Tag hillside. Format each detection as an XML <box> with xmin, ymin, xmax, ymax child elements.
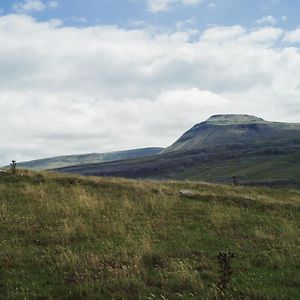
<box><xmin>0</xmin><ymin>171</ymin><xmax>299</xmax><ymax>299</ymax></box>
<box><xmin>164</xmin><ymin>114</ymin><xmax>300</xmax><ymax>152</ymax></box>
<box><xmin>56</xmin><ymin>140</ymin><xmax>300</xmax><ymax>186</ymax></box>
<box><xmin>56</xmin><ymin>115</ymin><xmax>300</xmax><ymax>186</ymax></box>
<box><xmin>16</xmin><ymin>147</ymin><xmax>164</xmax><ymax>170</ymax></box>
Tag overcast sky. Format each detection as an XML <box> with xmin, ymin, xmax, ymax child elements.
<box><xmin>1</xmin><ymin>0</ymin><xmax>300</xmax><ymax>164</ymax></box>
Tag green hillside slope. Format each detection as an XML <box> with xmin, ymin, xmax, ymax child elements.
<box><xmin>164</xmin><ymin>114</ymin><xmax>300</xmax><ymax>153</ymax></box>
<box><xmin>56</xmin><ymin>140</ymin><xmax>300</xmax><ymax>186</ymax></box>
<box><xmin>0</xmin><ymin>172</ymin><xmax>299</xmax><ymax>299</ymax></box>
<box><xmin>16</xmin><ymin>147</ymin><xmax>164</xmax><ymax>170</ymax></box>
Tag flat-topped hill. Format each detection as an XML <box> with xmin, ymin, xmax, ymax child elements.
<box><xmin>56</xmin><ymin>115</ymin><xmax>300</xmax><ymax>185</ymax></box>
<box><xmin>204</xmin><ymin>114</ymin><xmax>267</xmax><ymax>125</ymax></box>
<box><xmin>164</xmin><ymin>114</ymin><xmax>300</xmax><ymax>152</ymax></box>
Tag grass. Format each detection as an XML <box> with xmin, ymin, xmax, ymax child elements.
<box><xmin>0</xmin><ymin>171</ymin><xmax>299</xmax><ymax>299</ymax></box>
<box><xmin>174</xmin><ymin>151</ymin><xmax>300</xmax><ymax>184</ymax></box>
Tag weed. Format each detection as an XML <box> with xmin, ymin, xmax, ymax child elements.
<box><xmin>217</xmin><ymin>251</ymin><xmax>236</xmax><ymax>295</ymax></box>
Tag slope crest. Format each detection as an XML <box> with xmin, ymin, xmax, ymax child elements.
<box><xmin>164</xmin><ymin>114</ymin><xmax>300</xmax><ymax>152</ymax></box>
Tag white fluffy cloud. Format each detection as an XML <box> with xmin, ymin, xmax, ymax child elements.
<box><xmin>12</xmin><ymin>0</ymin><xmax>58</xmax><ymax>14</ymax></box>
<box><xmin>256</xmin><ymin>15</ymin><xmax>277</xmax><ymax>26</ymax></box>
<box><xmin>147</xmin><ymin>0</ymin><xmax>203</xmax><ymax>12</ymax></box>
<box><xmin>284</xmin><ymin>28</ymin><xmax>300</xmax><ymax>43</ymax></box>
<box><xmin>1</xmin><ymin>15</ymin><xmax>300</xmax><ymax>164</ymax></box>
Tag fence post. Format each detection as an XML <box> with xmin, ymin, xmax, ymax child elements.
<box><xmin>232</xmin><ymin>176</ymin><xmax>239</xmax><ymax>185</ymax></box>
<box><xmin>10</xmin><ymin>160</ymin><xmax>17</xmax><ymax>175</ymax></box>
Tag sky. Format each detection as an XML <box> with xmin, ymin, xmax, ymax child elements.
<box><xmin>1</xmin><ymin>0</ymin><xmax>300</xmax><ymax>164</ymax></box>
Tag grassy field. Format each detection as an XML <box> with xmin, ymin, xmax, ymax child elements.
<box><xmin>174</xmin><ymin>151</ymin><xmax>300</xmax><ymax>184</ymax></box>
<box><xmin>0</xmin><ymin>171</ymin><xmax>299</xmax><ymax>299</ymax></box>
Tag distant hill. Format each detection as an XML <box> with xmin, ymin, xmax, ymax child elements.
<box><xmin>56</xmin><ymin>140</ymin><xmax>300</xmax><ymax>186</ymax></box>
<box><xmin>56</xmin><ymin>115</ymin><xmax>300</xmax><ymax>186</ymax></box>
<box><xmin>17</xmin><ymin>147</ymin><xmax>164</xmax><ymax>170</ymax></box>
<box><xmin>164</xmin><ymin>114</ymin><xmax>300</xmax><ymax>152</ymax></box>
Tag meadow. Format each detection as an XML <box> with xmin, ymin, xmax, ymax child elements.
<box><xmin>0</xmin><ymin>171</ymin><xmax>299</xmax><ymax>299</ymax></box>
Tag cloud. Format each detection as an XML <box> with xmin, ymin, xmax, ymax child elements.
<box><xmin>256</xmin><ymin>15</ymin><xmax>277</xmax><ymax>26</ymax></box>
<box><xmin>284</xmin><ymin>28</ymin><xmax>300</xmax><ymax>43</ymax></box>
<box><xmin>48</xmin><ymin>1</ymin><xmax>59</xmax><ymax>9</ymax></box>
<box><xmin>12</xmin><ymin>0</ymin><xmax>58</xmax><ymax>14</ymax></box>
<box><xmin>71</xmin><ymin>16</ymin><xmax>87</xmax><ymax>24</ymax></box>
<box><xmin>175</xmin><ymin>17</ymin><xmax>196</xmax><ymax>29</ymax></box>
<box><xmin>0</xmin><ymin>15</ymin><xmax>300</xmax><ymax>164</ymax></box>
<box><xmin>147</xmin><ymin>0</ymin><xmax>203</xmax><ymax>12</ymax></box>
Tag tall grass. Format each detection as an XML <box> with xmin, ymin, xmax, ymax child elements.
<box><xmin>0</xmin><ymin>171</ymin><xmax>299</xmax><ymax>299</ymax></box>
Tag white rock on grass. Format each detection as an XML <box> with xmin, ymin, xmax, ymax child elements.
<box><xmin>179</xmin><ymin>189</ymin><xmax>195</xmax><ymax>196</ymax></box>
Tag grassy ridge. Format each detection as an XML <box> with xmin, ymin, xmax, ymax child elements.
<box><xmin>16</xmin><ymin>147</ymin><xmax>164</xmax><ymax>170</ymax></box>
<box><xmin>0</xmin><ymin>172</ymin><xmax>299</xmax><ymax>299</ymax></box>
<box><xmin>56</xmin><ymin>141</ymin><xmax>300</xmax><ymax>186</ymax></box>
